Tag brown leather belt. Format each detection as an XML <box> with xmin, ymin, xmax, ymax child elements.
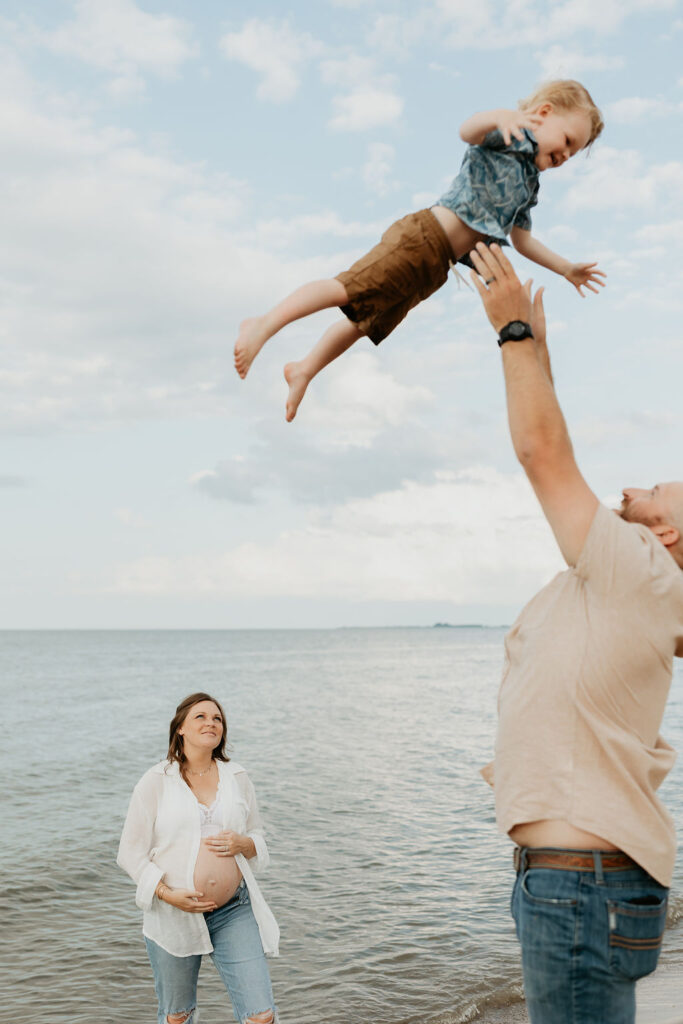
<box><xmin>514</xmin><ymin>846</ymin><xmax>637</xmax><ymax>873</ymax></box>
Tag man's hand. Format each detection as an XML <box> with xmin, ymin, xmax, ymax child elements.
<box><xmin>564</xmin><ymin>261</ymin><xmax>606</xmax><ymax>297</ymax></box>
<box><xmin>469</xmin><ymin>243</ymin><xmax>533</xmax><ymax>333</ymax></box>
<box><xmin>530</xmin><ymin>286</ymin><xmax>546</xmax><ymax>347</ymax></box>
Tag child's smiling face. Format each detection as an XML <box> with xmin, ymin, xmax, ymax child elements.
<box><xmin>531</xmin><ymin>105</ymin><xmax>593</xmax><ymax>172</ymax></box>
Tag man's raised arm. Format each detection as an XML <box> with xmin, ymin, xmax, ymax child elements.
<box><xmin>469</xmin><ymin>242</ymin><xmax>598</xmax><ymax>566</ymax></box>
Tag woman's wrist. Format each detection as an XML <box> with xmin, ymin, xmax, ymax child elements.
<box><xmin>155</xmin><ymin>881</ymin><xmax>171</xmax><ymax>902</ymax></box>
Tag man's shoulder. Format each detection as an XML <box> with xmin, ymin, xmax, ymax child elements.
<box><xmin>580</xmin><ymin>503</ymin><xmax>683</xmax><ymax>596</ymax></box>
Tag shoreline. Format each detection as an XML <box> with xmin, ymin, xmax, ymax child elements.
<box><xmin>476</xmin><ymin>964</ymin><xmax>683</xmax><ymax>1023</ymax></box>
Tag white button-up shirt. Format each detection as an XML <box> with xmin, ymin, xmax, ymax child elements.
<box><xmin>117</xmin><ymin>759</ymin><xmax>279</xmax><ymax>957</ymax></box>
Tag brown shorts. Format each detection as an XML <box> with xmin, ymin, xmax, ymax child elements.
<box><xmin>336</xmin><ymin>208</ymin><xmax>453</xmax><ymax>344</ymax></box>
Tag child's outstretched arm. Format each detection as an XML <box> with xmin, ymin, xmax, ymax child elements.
<box><xmin>510</xmin><ymin>227</ymin><xmax>606</xmax><ymax>297</ymax></box>
<box><xmin>460</xmin><ymin>108</ymin><xmax>542</xmax><ymax>146</ymax></box>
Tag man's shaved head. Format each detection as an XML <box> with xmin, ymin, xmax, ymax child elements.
<box><xmin>618</xmin><ymin>481</ymin><xmax>683</xmax><ymax>568</ymax></box>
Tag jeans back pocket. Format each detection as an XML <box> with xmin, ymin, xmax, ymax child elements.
<box><xmin>607</xmin><ymin>893</ymin><xmax>667</xmax><ymax>980</ymax></box>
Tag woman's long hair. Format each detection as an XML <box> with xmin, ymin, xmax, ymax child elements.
<box><xmin>167</xmin><ymin>692</ymin><xmax>230</xmax><ymax>779</ymax></box>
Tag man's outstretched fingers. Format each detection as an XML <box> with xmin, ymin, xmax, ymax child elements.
<box><xmin>470</xmin><ymin>269</ymin><xmax>487</xmax><ymax>297</ymax></box>
<box><xmin>487</xmin><ymin>243</ymin><xmax>515</xmax><ymax>278</ymax></box>
<box><xmin>469</xmin><ymin>246</ymin><xmax>492</xmax><ymax>278</ymax></box>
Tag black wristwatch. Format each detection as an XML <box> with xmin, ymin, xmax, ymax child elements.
<box><xmin>498</xmin><ymin>320</ymin><xmax>534</xmax><ymax>346</ymax></box>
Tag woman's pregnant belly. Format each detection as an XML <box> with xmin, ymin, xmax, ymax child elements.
<box><xmin>193</xmin><ymin>842</ymin><xmax>242</xmax><ymax>908</ymax></box>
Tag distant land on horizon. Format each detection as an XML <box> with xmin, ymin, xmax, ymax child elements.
<box><xmin>433</xmin><ymin>622</ymin><xmax>484</xmax><ymax>628</ymax></box>
<box><xmin>0</xmin><ymin>623</ymin><xmax>512</xmax><ymax>632</ymax></box>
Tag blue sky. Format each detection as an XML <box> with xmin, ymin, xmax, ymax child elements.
<box><xmin>1</xmin><ymin>0</ymin><xmax>681</xmax><ymax>628</ymax></box>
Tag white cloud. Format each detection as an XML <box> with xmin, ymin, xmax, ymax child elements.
<box><xmin>253</xmin><ymin>211</ymin><xmax>385</xmax><ymax>250</ymax></box>
<box><xmin>321</xmin><ymin>55</ymin><xmax>404</xmax><ymax>132</ymax></box>
<box><xmin>536</xmin><ymin>45</ymin><xmax>624</xmax><ymax>78</ymax></box>
<box><xmin>45</xmin><ymin>0</ymin><xmax>197</xmax><ymax>91</ymax></box>
<box><xmin>0</xmin><ymin>67</ymin><xmax>304</xmax><ymax>432</ymax></box>
<box><xmin>368</xmin><ymin>13</ymin><xmax>427</xmax><ymax>55</ymax></box>
<box><xmin>107</xmin><ymin>70</ymin><xmax>146</xmax><ymax>99</ymax></box>
<box><xmin>362</xmin><ymin>143</ymin><xmax>398</xmax><ymax>196</ymax></box>
<box><xmin>563</xmin><ymin>147</ymin><xmax>683</xmax><ymax>211</ymax></box>
<box><xmin>544</xmin><ymin>224</ymin><xmax>580</xmax><ymax>245</ymax></box>
<box><xmin>329</xmin><ymin>87</ymin><xmax>404</xmax><ymax>131</ymax></box>
<box><xmin>434</xmin><ymin>0</ymin><xmax>496</xmax><ymax>43</ymax></box>
<box><xmin>320</xmin><ymin>55</ymin><xmax>378</xmax><ymax>90</ymax></box>
<box><xmin>110</xmin><ymin>467</ymin><xmax>563</xmax><ymax>603</ymax></box>
<box><xmin>0</xmin><ymin>60</ymin><xmax>420</xmax><ymax>435</ymax></box>
<box><xmin>114</xmin><ymin>507</ymin><xmax>149</xmax><ymax>528</ymax></box>
<box><xmin>427</xmin><ymin>62</ymin><xmax>462</xmax><ymax>78</ymax></box>
<box><xmin>435</xmin><ymin>0</ymin><xmax>679</xmax><ymax>49</ymax></box>
<box><xmin>606</xmin><ymin>96</ymin><xmax>683</xmax><ymax>122</ymax></box>
<box><xmin>635</xmin><ymin>220</ymin><xmax>683</xmax><ymax>245</ymax></box>
<box><xmin>574</xmin><ymin>411</ymin><xmax>677</xmax><ymax>447</ymax></box>
<box><xmin>220</xmin><ymin>19</ymin><xmax>322</xmax><ymax>102</ymax></box>
<box><xmin>300</xmin><ymin>350</ymin><xmax>434</xmax><ymax>448</ymax></box>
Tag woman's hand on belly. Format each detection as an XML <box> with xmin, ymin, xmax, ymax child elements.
<box><xmin>159</xmin><ymin>886</ymin><xmax>218</xmax><ymax>914</ymax></box>
<box><xmin>204</xmin><ymin>830</ymin><xmax>255</xmax><ymax>858</ymax></box>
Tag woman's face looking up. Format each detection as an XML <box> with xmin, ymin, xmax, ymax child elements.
<box><xmin>178</xmin><ymin>700</ymin><xmax>224</xmax><ymax>752</ymax></box>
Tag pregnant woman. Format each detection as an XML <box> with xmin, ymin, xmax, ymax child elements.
<box><xmin>118</xmin><ymin>692</ymin><xmax>279</xmax><ymax>1024</ymax></box>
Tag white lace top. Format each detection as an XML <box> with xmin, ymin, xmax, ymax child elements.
<box><xmin>197</xmin><ymin>790</ymin><xmax>222</xmax><ymax>837</ymax></box>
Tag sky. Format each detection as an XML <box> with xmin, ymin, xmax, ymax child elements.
<box><xmin>1</xmin><ymin>0</ymin><xmax>682</xmax><ymax>629</ymax></box>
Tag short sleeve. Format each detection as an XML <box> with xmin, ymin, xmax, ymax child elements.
<box><xmin>576</xmin><ymin>503</ymin><xmax>682</xmax><ymax>608</ymax></box>
<box><xmin>512</xmin><ymin>178</ymin><xmax>539</xmax><ymax>230</ymax></box>
<box><xmin>480</xmin><ymin>129</ymin><xmax>507</xmax><ymax>151</ymax></box>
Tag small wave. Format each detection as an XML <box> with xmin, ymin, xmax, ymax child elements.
<box><xmin>667</xmin><ymin>890</ymin><xmax>683</xmax><ymax>927</ymax></box>
<box><xmin>422</xmin><ymin>980</ymin><xmax>525</xmax><ymax>1024</ymax></box>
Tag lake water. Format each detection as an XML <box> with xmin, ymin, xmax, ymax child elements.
<box><xmin>2</xmin><ymin>628</ymin><xmax>682</xmax><ymax>1024</ymax></box>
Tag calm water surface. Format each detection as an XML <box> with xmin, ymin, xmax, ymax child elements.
<box><xmin>2</xmin><ymin>628</ymin><xmax>682</xmax><ymax>1024</ymax></box>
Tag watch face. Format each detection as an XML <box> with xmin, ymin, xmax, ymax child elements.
<box><xmin>510</xmin><ymin>321</ymin><xmax>526</xmax><ymax>337</ymax></box>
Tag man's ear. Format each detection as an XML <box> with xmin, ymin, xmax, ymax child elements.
<box><xmin>651</xmin><ymin>522</ymin><xmax>680</xmax><ymax>549</ymax></box>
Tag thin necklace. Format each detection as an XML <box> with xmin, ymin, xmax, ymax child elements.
<box><xmin>187</xmin><ymin>761</ymin><xmax>214</xmax><ymax>777</ymax></box>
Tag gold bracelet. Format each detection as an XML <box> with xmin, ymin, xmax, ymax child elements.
<box><xmin>156</xmin><ymin>883</ymin><xmax>169</xmax><ymax>902</ymax></box>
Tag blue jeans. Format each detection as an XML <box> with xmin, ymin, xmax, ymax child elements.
<box><xmin>145</xmin><ymin>882</ymin><xmax>276</xmax><ymax>1024</ymax></box>
<box><xmin>511</xmin><ymin>849</ymin><xmax>668</xmax><ymax>1024</ymax></box>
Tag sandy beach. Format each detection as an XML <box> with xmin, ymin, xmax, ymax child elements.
<box><xmin>478</xmin><ymin>964</ymin><xmax>682</xmax><ymax>1023</ymax></box>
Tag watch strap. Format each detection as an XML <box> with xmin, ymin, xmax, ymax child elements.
<box><xmin>498</xmin><ymin>320</ymin><xmax>534</xmax><ymax>346</ymax></box>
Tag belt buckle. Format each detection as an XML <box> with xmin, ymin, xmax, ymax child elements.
<box><xmin>513</xmin><ymin>846</ymin><xmax>522</xmax><ymax>872</ymax></box>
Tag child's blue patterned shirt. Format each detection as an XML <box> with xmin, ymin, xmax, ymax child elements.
<box><xmin>436</xmin><ymin>128</ymin><xmax>540</xmax><ymax>245</ymax></box>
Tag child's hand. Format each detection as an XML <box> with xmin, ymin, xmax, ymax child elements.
<box><xmin>496</xmin><ymin>109</ymin><xmax>543</xmax><ymax>146</ymax></box>
<box><xmin>564</xmin><ymin>262</ymin><xmax>607</xmax><ymax>297</ymax></box>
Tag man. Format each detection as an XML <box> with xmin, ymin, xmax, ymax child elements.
<box><xmin>469</xmin><ymin>242</ymin><xmax>683</xmax><ymax>1024</ymax></box>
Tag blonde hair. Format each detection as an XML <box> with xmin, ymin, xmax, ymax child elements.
<box><xmin>519</xmin><ymin>80</ymin><xmax>604</xmax><ymax>148</ymax></box>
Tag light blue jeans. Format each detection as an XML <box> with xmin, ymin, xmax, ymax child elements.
<box><xmin>512</xmin><ymin>848</ymin><xmax>668</xmax><ymax>1024</ymax></box>
<box><xmin>145</xmin><ymin>882</ymin><xmax>276</xmax><ymax>1024</ymax></box>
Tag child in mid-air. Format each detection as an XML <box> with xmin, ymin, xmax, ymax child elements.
<box><xmin>235</xmin><ymin>80</ymin><xmax>605</xmax><ymax>421</ymax></box>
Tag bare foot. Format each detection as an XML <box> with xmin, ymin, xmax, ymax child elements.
<box><xmin>234</xmin><ymin>317</ymin><xmax>268</xmax><ymax>379</ymax></box>
<box><xmin>284</xmin><ymin>362</ymin><xmax>310</xmax><ymax>422</ymax></box>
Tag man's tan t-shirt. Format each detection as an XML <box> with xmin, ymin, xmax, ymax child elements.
<box><xmin>485</xmin><ymin>503</ymin><xmax>683</xmax><ymax>886</ymax></box>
